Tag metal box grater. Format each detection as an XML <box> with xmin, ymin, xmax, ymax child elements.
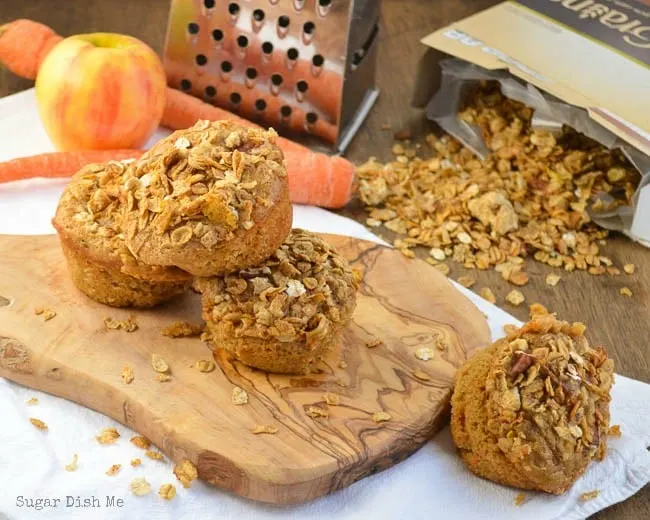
<box><xmin>163</xmin><ymin>0</ymin><xmax>380</xmax><ymax>153</ymax></box>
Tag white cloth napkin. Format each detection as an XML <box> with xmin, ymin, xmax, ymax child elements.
<box><xmin>0</xmin><ymin>90</ymin><xmax>648</xmax><ymax>520</ymax></box>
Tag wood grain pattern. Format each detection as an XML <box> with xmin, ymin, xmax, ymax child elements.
<box><xmin>1</xmin><ymin>0</ymin><xmax>647</xmax><ymax>515</ymax></box>
<box><xmin>0</xmin><ymin>233</ymin><xmax>490</xmax><ymax>504</ymax></box>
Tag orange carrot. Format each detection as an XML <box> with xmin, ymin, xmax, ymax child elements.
<box><xmin>0</xmin><ymin>19</ymin><xmax>63</xmax><ymax>79</ymax></box>
<box><xmin>0</xmin><ymin>150</ymin><xmax>144</xmax><ymax>183</ymax></box>
<box><xmin>0</xmin><ymin>19</ymin><xmax>356</xmax><ymax>208</ymax></box>
<box><xmin>163</xmin><ymin>89</ymin><xmax>355</xmax><ymax>208</ymax></box>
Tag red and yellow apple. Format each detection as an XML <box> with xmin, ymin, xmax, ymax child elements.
<box><xmin>35</xmin><ymin>33</ymin><xmax>166</xmax><ymax>150</ymax></box>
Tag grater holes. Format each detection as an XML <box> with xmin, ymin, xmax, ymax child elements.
<box><xmin>280</xmin><ymin>105</ymin><xmax>293</xmax><ymax>117</ymax></box>
<box><xmin>246</xmin><ymin>67</ymin><xmax>258</xmax><ymax>79</ymax></box>
<box><xmin>195</xmin><ymin>54</ymin><xmax>208</xmax><ymax>66</ymax></box>
<box><xmin>287</xmin><ymin>48</ymin><xmax>299</xmax><ymax>60</ymax></box>
<box><xmin>278</xmin><ymin>15</ymin><xmax>290</xmax><ymax>28</ymax></box>
<box><xmin>180</xmin><ymin>79</ymin><xmax>192</xmax><ymax>91</ymax></box>
<box><xmin>237</xmin><ymin>35</ymin><xmax>249</xmax><ymax>48</ymax></box>
<box><xmin>221</xmin><ymin>61</ymin><xmax>233</xmax><ymax>72</ymax></box>
<box><xmin>262</xmin><ymin>41</ymin><xmax>274</xmax><ymax>54</ymax></box>
<box><xmin>187</xmin><ymin>22</ymin><xmax>200</xmax><ymax>35</ymax></box>
<box><xmin>255</xmin><ymin>99</ymin><xmax>267</xmax><ymax>111</ymax></box>
<box><xmin>317</xmin><ymin>0</ymin><xmax>332</xmax><ymax>16</ymax></box>
<box><xmin>230</xmin><ymin>92</ymin><xmax>242</xmax><ymax>105</ymax></box>
<box><xmin>304</xmin><ymin>21</ymin><xmax>315</xmax><ymax>34</ymax></box>
<box><xmin>270</xmin><ymin>73</ymin><xmax>283</xmax><ymax>94</ymax></box>
<box><xmin>297</xmin><ymin>80</ymin><xmax>309</xmax><ymax>93</ymax></box>
<box><xmin>306</xmin><ymin>112</ymin><xmax>318</xmax><ymax>124</ymax></box>
<box><xmin>212</xmin><ymin>29</ymin><xmax>224</xmax><ymax>41</ymax></box>
<box><xmin>205</xmin><ymin>85</ymin><xmax>216</xmax><ymax>97</ymax></box>
<box><xmin>204</xmin><ymin>0</ymin><xmax>215</xmax><ymax>7</ymax></box>
<box><xmin>312</xmin><ymin>54</ymin><xmax>324</xmax><ymax>67</ymax></box>
<box><xmin>252</xmin><ymin>9</ymin><xmax>265</xmax><ymax>21</ymax></box>
<box><xmin>228</xmin><ymin>2</ymin><xmax>240</xmax><ymax>15</ymax></box>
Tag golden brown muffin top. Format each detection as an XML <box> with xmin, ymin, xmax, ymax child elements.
<box><xmin>53</xmin><ymin>161</ymin><xmax>189</xmax><ymax>282</ymax></box>
<box><xmin>54</xmin><ymin>160</ymin><xmax>132</xmax><ymax>261</ymax></box>
<box><xmin>198</xmin><ymin>229</ymin><xmax>359</xmax><ymax>344</ymax></box>
<box><xmin>487</xmin><ymin>315</ymin><xmax>614</xmax><ymax>472</ymax></box>
<box><xmin>122</xmin><ymin>120</ymin><xmax>286</xmax><ymax>254</ymax></box>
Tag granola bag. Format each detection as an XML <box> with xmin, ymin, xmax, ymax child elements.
<box><xmin>426</xmin><ymin>57</ymin><xmax>650</xmax><ymax>247</ymax></box>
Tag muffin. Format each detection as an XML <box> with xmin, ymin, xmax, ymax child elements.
<box><xmin>196</xmin><ymin>229</ymin><xmax>359</xmax><ymax>374</ymax></box>
<box><xmin>53</xmin><ymin>161</ymin><xmax>191</xmax><ymax>308</ymax></box>
<box><xmin>121</xmin><ymin>120</ymin><xmax>292</xmax><ymax>277</ymax></box>
<box><xmin>450</xmin><ymin>314</ymin><xmax>614</xmax><ymax>494</ymax></box>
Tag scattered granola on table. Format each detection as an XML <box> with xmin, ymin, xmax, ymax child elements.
<box><xmin>231</xmin><ymin>386</ymin><xmax>249</xmax><ymax>405</ymax></box>
<box><xmin>195</xmin><ymin>359</ymin><xmax>215</xmax><ymax>372</ymax></box>
<box><xmin>580</xmin><ymin>490</ymin><xmax>600</xmax><ymax>501</ymax></box>
<box><xmin>130</xmin><ymin>477</ymin><xmax>152</xmax><ymax>496</ymax></box>
<box><xmin>451</xmin><ymin>314</ymin><xmax>614</xmax><ymax>494</ymax></box>
<box><xmin>131</xmin><ymin>458</ymin><xmax>142</xmax><ymax>467</ymax></box>
<box><xmin>620</xmin><ymin>287</ymin><xmax>633</xmax><ymax>297</ymax></box>
<box><xmin>366</xmin><ymin>338</ymin><xmax>383</xmax><ymax>348</ymax></box>
<box><xmin>372</xmin><ymin>411</ymin><xmax>392</xmax><ymax>423</ymax></box>
<box><xmin>323</xmin><ymin>392</ymin><xmax>340</xmax><ymax>406</ymax></box>
<box><xmin>608</xmin><ymin>424</ymin><xmax>622</xmax><ymax>437</ymax></box>
<box><xmin>64</xmin><ymin>454</ymin><xmax>78</xmax><ymax>472</ymax></box>
<box><xmin>162</xmin><ymin>320</ymin><xmax>203</xmax><ymax>338</ymax></box>
<box><xmin>151</xmin><ymin>354</ymin><xmax>170</xmax><ymax>373</ymax></box>
<box><xmin>30</xmin><ymin>418</ymin><xmax>48</xmax><ymax>431</ymax></box>
<box><xmin>357</xmin><ymin>83</ymin><xmax>638</xmax><ymax>292</ymax></box>
<box><xmin>34</xmin><ymin>307</ymin><xmax>56</xmax><ymax>321</ymax></box>
<box><xmin>145</xmin><ymin>450</ymin><xmax>165</xmax><ymax>461</ymax></box>
<box><xmin>26</xmin><ymin>397</ymin><xmax>38</xmax><ymax>406</ymax></box>
<box><xmin>251</xmin><ymin>425</ymin><xmax>279</xmax><ymax>435</ymax></box>
<box><xmin>158</xmin><ymin>483</ymin><xmax>177</xmax><ymax>501</ymax></box>
<box><xmin>157</xmin><ymin>373</ymin><xmax>172</xmax><ymax>382</ymax></box>
<box><xmin>306</xmin><ymin>406</ymin><xmax>329</xmax><ymax>419</ymax></box>
<box><xmin>479</xmin><ymin>287</ymin><xmax>496</xmax><ymax>304</ymax></box>
<box><xmin>505</xmin><ymin>289</ymin><xmax>525</xmax><ymax>307</ymax></box>
<box><xmin>415</xmin><ymin>347</ymin><xmax>434</xmax><ymax>361</ymax></box>
<box><xmin>96</xmin><ymin>427</ymin><xmax>120</xmax><ymax>444</ymax></box>
<box><xmin>121</xmin><ymin>365</ymin><xmax>134</xmax><ymax>384</ymax></box>
<box><xmin>514</xmin><ymin>493</ymin><xmax>526</xmax><ymax>506</ymax></box>
<box><xmin>104</xmin><ymin>316</ymin><xmax>138</xmax><ymax>332</ymax></box>
<box><xmin>106</xmin><ymin>464</ymin><xmax>121</xmax><ymax>476</ymax></box>
<box><xmin>545</xmin><ymin>274</ymin><xmax>561</xmax><ymax>287</ymax></box>
<box><xmin>174</xmin><ymin>459</ymin><xmax>198</xmax><ymax>488</ymax></box>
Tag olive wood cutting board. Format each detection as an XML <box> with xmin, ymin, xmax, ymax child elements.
<box><xmin>0</xmin><ymin>233</ymin><xmax>490</xmax><ymax>504</ymax></box>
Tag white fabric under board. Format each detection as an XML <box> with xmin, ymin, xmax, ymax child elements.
<box><xmin>0</xmin><ymin>89</ymin><xmax>648</xmax><ymax>520</ymax></box>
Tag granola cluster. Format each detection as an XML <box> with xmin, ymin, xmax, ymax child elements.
<box><xmin>122</xmin><ymin>120</ymin><xmax>286</xmax><ymax>255</ymax></box>
<box><xmin>199</xmin><ymin>229</ymin><xmax>358</xmax><ymax>345</ymax></box>
<box><xmin>358</xmin><ymin>82</ymin><xmax>639</xmax><ymax>280</ymax></box>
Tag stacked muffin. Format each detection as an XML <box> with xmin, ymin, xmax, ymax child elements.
<box><xmin>53</xmin><ymin>120</ymin><xmax>358</xmax><ymax>374</ymax></box>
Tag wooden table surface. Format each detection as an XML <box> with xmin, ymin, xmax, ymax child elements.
<box><xmin>0</xmin><ymin>0</ymin><xmax>647</xmax><ymax>517</ymax></box>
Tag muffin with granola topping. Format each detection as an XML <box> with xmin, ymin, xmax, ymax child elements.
<box><xmin>195</xmin><ymin>229</ymin><xmax>359</xmax><ymax>374</ymax></box>
<box><xmin>53</xmin><ymin>161</ymin><xmax>191</xmax><ymax>307</ymax></box>
<box><xmin>121</xmin><ymin>120</ymin><xmax>292</xmax><ymax>277</ymax></box>
<box><xmin>450</xmin><ymin>315</ymin><xmax>614</xmax><ymax>494</ymax></box>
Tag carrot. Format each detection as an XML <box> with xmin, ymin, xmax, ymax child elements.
<box><xmin>0</xmin><ymin>19</ymin><xmax>356</xmax><ymax>208</ymax></box>
<box><xmin>0</xmin><ymin>150</ymin><xmax>144</xmax><ymax>183</ymax></box>
<box><xmin>0</xmin><ymin>19</ymin><xmax>63</xmax><ymax>79</ymax></box>
<box><xmin>163</xmin><ymin>88</ymin><xmax>354</xmax><ymax>208</ymax></box>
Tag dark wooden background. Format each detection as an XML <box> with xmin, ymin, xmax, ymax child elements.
<box><xmin>0</xmin><ymin>0</ymin><xmax>647</xmax><ymax>517</ymax></box>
